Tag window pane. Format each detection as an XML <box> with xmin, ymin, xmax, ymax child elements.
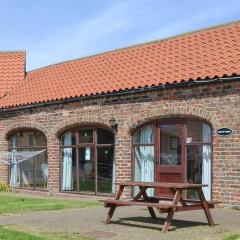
<box><xmin>79</xmin><ymin>129</ymin><xmax>93</xmax><ymax>143</ymax></box>
<box><xmin>9</xmin><ymin>130</ymin><xmax>47</xmax><ymax>147</ymax></box>
<box><xmin>187</xmin><ymin>145</ymin><xmax>211</xmax><ymax>200</ymax></box>
<box><xmin>186</xmin><ymin>121</ymin><xmax>211</xmax><ymax>143</ymax></box>
<box><xmin>35</xmin><ymin>150</ymin><xmax>48</xmax><ymax>189</ymax></box>
<box><xmin>97</xmin><ymin>147</ymin><xmax>114</xmax><ymax>194</ymax></box>
<box><xmin>79</xmin><ymin>148</ymin><xmax>94</xmax><ymax>193</ymax></box>
<box><xmin>61</xmin><ymin>131</ymin><xmax>75</xmax><ymax>146</ymax></box>
<box><xmin>9</xmin><ymin>134</ymin><xmax>17</xmax><ymax>148</ymax></box>
<box><xmin>133</xmin><ymin>125</ymin><xmax>154</xmax><ymax>144</ymax></box>
<box><xmin>16</xmin><ymin>132</ymin><xmax>34</xmax><ymax>147</ymax></box>
<box><xmin>35</xmin><ymin>131</ymin><xmax>47</xmax><ymax>146</ymax></box>
<box><xmin>97</xmin><ymin>129</ymin><xmax>114</xmax><ymax>144</ymax></box>
<box><xmin>159</xmin><ymin>125</ymin><xmax>181</xmax><ymax>165</ymax></box>
<box><xmin>20</xmin><ymin>151</ymin><xmax>34</xmax><ymax>189</ymax></box>
<box><xmin>61</xmin><ymin>147</ymin><xmax>77</xmax><ymax>191</ymax></box>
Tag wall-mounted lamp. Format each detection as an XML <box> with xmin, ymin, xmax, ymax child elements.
<box><xmin>109</xmin><ymin>117</ymin><xmax>118</xmax><ymax>134</ymax></box>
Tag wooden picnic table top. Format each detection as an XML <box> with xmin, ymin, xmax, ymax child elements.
<box><xmin>115</xmin><ymin>181</ymin><xmax>208</xmax><ymax>189</ymax></box>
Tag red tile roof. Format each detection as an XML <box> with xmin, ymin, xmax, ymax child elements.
<box><xmin>1</xmin><ymin>21</ymin><xmax>240</xmax><ymax>109</ymax></box>
<box><xmin>0</xmin><ymin>51</ymin><xmax>25</xmax><ymax>98</ymax></box>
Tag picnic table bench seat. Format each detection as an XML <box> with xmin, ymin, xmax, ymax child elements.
<box><xmin>149</xmin><ymin>196</ymin><xmax>221</xmax><ymax>208</ymax></box>
<box><xmin>101</xmin><ymin>198</ymin><xmax>219</xmax><ymax>213</ymax></box>
<box><xmin>100</xmin><ymin>199</ymin><xmax>176</xmax><ymax>209</ymax></box>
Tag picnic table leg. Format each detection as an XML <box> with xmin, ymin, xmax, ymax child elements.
<box><xmin>139</xmin><ymin>186</ymin><xmax>157</xmax><ymax>220</ymax></box>
<box><xmin>105</xmin><ymin>185</ymin><xmax>124</xmax><ymax>224</ymax></box>
<box><xmin>170</xmin><ymin>188</ymin><xmax>187</xmax><ymax>207</ymax></box>
<box><xmin>133</xmin><ymin>186</ymin><xmax>148</xmax><ymax>201</ymax></box>
<box><xmin>197</xmin><ymin>188</ymin><xmax>214</xmax><ymax>226</ymax></box>
<box><xmin>162</xmin><ymin>189</ymin><xmax>182</xmax><ymax>233</ymax></box>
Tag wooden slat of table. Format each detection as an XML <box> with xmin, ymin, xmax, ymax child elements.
<box><xmin>101</xmin><ymin>199</ymin><xmax>175</xmax><ymax>208</ymax></box>
<box><xmin>115</xmin><ymin>181</ymin><xmax>208</xmax><ymax>189</ymax></box>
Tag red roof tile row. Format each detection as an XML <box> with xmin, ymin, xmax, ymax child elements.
<box><xmin>0</xmin><ymin>22</ymin><xmax>240</xmax><ymax>109</ymax></box>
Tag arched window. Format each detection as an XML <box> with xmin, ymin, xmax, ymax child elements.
<box><xmin>133</xmin><ymin>120</ymin><xmax>212</xmax><ymax>200</ymax></box>
<box><xmin>60</xmin><ymin>127</ymin><xmax>115</xmax><ymax>195</ymax></box>
<box><xmin>8</xmin><ymin>130</ymin><xmax>48</xmax><ymax>190</ymax></box>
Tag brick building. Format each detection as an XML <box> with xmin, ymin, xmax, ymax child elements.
<box><xmin>0</xmin><ymin>22</ymin><xmax>239</xmax><ymax>207</ymax></box>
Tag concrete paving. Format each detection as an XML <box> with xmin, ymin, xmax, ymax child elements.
<box><xmin>0</xmin><ymin>206</ymin><xmax>239</xmax><ymax>240</ymax></box>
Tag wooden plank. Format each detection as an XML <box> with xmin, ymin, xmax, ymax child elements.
<box><xmin>197</xmin><ymin>188</ymin><xmax>214</xmax><ymax>226</ymax></box>
<box><xmin>158</xmin><ymin>203</ymin><xmax>215</xmax><ymax>213</ymax></box>
<box><xmin>115</xmin><ymin>181</ymin><xmax>208</xmax><ymax>189</ymax></box>
<box><xmin>101</xmin><ymin>199</ymin><xmax>175</xmax><ymax>209</ymax></box>
<box><xmin>176</xmin><ymin>204</ymin><xmax>205</xmax><ymax>212</ymax></box>
<box><xmin>133</xmin><ymin>186</ymin><xmax>148</xmax><ymax>201</ymax></box>
<box><xmin>162</xmin><ymin>189</ymin><xmax>182</xmax><ymax>233</ymax></box>
<box><xmin>139</xmin><ymin>186</ymin><xmax>157</xmax><ymax>220</ymax></box>
<box><xmin>149</xmin><ymin>196</ymin><xmax>221</xmax><ymax>205</ymax></box>
<box><xmin>105</xmin><ymin>185</ymin><xmax>124</xmax><ymax>224</ymax></box>
<box><xmin>170</xmin><ymin>188</ymin><xmax>187</xmax><ymax>207</ymax></box>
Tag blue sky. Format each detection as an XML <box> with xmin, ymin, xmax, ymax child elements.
<box><xmin>1</xmin><ymin>0</ymin><xmax>240</xmax><ymax>70</ymax></box>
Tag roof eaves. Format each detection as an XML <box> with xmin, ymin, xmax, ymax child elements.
<box><xmin>1</xmin><ymin>75</ymin><xmax>239</xmax><ymax>112</ymax></box>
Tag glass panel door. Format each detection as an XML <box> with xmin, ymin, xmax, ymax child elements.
<box><xmin>186</xmin><ymin>121</ymin><xmax>212</xmax><ymax>200</ymax></box>
<box><xmin>156</xmin><ymin>123</ymin><xmax>185</xmax><ymax>196</ymax></box>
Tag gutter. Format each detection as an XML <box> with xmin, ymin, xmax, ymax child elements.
<box><xmin>0</xmin><ymin>75</ymin><xmax>239</xmax><ymax>113</ymax></box>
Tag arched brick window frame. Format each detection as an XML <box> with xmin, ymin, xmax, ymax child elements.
<box><xmin>58</xmin><ymin>124</ymin><xmax>115</xmax><ymax>196</ymax></box>
<box><xmin>131</xmin><ymin>117</ymin><xmax>213</xmax><ymax>200</ymax></box>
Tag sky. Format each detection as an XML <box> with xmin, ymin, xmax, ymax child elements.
<box><xmin>1</xmin><ymin>0</ymin><xmax>240</xmax><ymax>71</ymax></box>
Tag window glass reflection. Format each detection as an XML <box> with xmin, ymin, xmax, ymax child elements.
<box><xmin>186</xmin><ymin>121</ymin><xmax>211</xmax><ymax>143</ymax></box>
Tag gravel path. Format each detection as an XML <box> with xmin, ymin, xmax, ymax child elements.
<box><xmin>0</xmin><ymin>206</ymin><xmax>239</xmax><ymax>240</ymax></box>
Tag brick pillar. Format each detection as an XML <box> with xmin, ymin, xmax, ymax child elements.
<box><xmin>114</xmin><ymin>124</ymin><xmax>132</xmax><ymax>198</ymax></box>
<box><xmin>47</xmin><ymin>136</ymin><xmax>60</xmax><ymax>195</ymax></box>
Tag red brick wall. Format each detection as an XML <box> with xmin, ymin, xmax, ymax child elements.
<box><xmin>0</xmin><ymin>80</ymin><xmax>239</xmax><ymax>207</ymax></box>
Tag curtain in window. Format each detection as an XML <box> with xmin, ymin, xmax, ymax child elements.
<box><xmin>202</xmin><ymin>124</ymin><xmax>211</xmax><ymax>201</ymax></box>
<box><xmin>111</xmin><ymin>154</ymin><xmax>115</xmax><ymax>194</ymax></box>
<box><xmin>62</xmin><ymin>132</ymin><xmax>73</xmax><ymax>190</ymax></box>
<box><xmin>135</xmin><ymin>125</ymin><xmax>154</xmax><ymax>196</ymax></box>
<box><xmin>10</xmin><ymin>136</ymin><xmax>20</xmax><ymax>187</ymax></box>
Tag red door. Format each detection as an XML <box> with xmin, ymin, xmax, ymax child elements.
<box><xmin>155</xmin><ymin>123</ymin><xmax>186</xmax><ymax>196</ymax></box>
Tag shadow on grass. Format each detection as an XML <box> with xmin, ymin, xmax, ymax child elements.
<box><xmin>111</xmin><ymin>216</ymin><xmax>215</xmax><ymax>232</ymax></box>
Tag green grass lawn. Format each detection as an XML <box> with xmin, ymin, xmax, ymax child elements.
<box><xmin>0</xmin><ymin>193</ymin><xmax>100</xmax><ymax>214</ymax></box>
<box><xmin>224</xmin><ymin>234</ymin><xmax>240</xmax><ymax>240</ymax></box>
<box><xmin>0</xmin><ymin>225</ymin><xmax>93</xmax><ymax>240</ymax></box>
<box><xmin>0</xmin><ymin>193</ymin><xmax>99</xmax><ymax>239</ymax></box>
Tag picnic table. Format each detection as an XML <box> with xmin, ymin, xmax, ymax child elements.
<box><xmin>100</xmin><ymin>181</ymin><xmax>218</xmax><ymax>233</ymax></box>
